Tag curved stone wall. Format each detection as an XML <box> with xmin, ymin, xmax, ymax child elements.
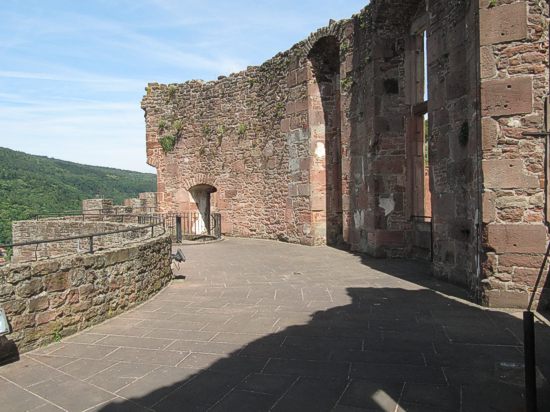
<box><xmin>0</xmin><ymin>234</ymin><xmax>172</xmax><ymax>354</ymax></box>
<box><xmin>11</xmin><ymin>218</ymin><xmax>161</xmax><ymax>264</ymax></box>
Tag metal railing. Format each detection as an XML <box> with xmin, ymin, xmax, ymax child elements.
<box><xmin>163</xmin><ymin>212</ymin><xmax>222</xmax><ymax>242</ymax></box>
<box><xmin>0</xmin><ymin>215</ymin><xmax>165</xmax><ymax>264</ymax></box>
<box><xmin>411</xmin><ymin>215</ymin><xmax>433</xmax><ymax>261</ymax></box>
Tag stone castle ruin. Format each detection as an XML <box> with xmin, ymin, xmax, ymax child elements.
<box><xmin>142</xmin><ymin>0</ymin><xmax>550</xmax><ymax>310</ymax></box>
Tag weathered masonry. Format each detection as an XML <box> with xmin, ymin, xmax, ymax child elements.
<box><xmin>142</xmin><ymin>0</ymin><xmax>550</xmax><ymax>310</ymax></box>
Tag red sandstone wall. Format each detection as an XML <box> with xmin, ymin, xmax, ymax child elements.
<box><xmin>480</xmin><ymin>0</ymin><xmax>549</xmax><ymax>309</ymax></box>
<box><xmin>142</xmin><ymin>62</ymin><xmax>294</xmax><ymax>242</ymax></box>
<box><xmin>141</xmin><ymin>0</ymin><xmax>548</xmax><ymax>308</ymax></box>
<box><xmin>0</xmin><ymin>235</ymin><xmax>172</xmax><ymax>353</ymax></box>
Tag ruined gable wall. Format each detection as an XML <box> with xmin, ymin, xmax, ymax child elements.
<box><xmin>479</xmin><ymin>0</ymin><xmax>550</xmax><ymax>309</ymax></box>
<box><xmin>141</xmin><ymin>20</ymin><xmax>354</xmax><ymax>245</ymax></box>
<box><xmin>141</xmin><ymin>58</ymin><xmax>295</xmax><ymax>241</ymax></box>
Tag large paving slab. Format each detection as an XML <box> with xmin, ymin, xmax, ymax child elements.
<box><xmin>1</xmin><ymin>238</ymin><xmax>550</xmax><ymax>411</ymax></box>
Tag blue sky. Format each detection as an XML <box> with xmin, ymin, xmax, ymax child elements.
<box><xmin>0</xmin><ymin>0</ymin><xmax>368</xmax><ymax>173</ymax></box>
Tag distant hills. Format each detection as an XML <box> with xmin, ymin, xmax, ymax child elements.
<box><xmin>0</xmin><ymin>147</ymin><xmax>156</xmax><ymax>244</ymax></box>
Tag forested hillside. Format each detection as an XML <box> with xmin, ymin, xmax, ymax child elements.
<box><xmin>0</xmin><ymin>147</ymin><xmax>156</xmax><ymax>244</ymax></box>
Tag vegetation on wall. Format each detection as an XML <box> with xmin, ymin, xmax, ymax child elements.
<box><xmin>0</xmin><ymin>147</ymin><xmax>156</xmax><ymax>244</ymax></box>
<box><xmin>237</xmin><ymin>123</ymin><xmax>248</xmax><ymax>137</ymax></box>
<box><xmin>341</xmin><ymin>76</ymin><xmax>354</xmax><ymax>93</ymax></box>
<box><xmin>159</xmin><ymin>134</ymin><xmax>177</xmax><ymax>153</ymax></box>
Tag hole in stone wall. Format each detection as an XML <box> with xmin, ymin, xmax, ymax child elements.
<box><xmin>459</xmin><ymin>121</ymin><xmax>469</xmax><ymax>147</ymax></box>
<box><xmin>383</xmin><ymin>78</ymin><xmax>399</xmax><ymax>94</ymax></box>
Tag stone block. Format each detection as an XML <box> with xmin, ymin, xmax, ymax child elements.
<box><xmin>374</xmin><ymin>230</ymin><xmax>405</xmax><ymax>247</ymax></box>
<box><xmin>512</xmin><ymin>267</ymin><xmax>540</xmax><ymax>287</ymax></box>
<box><xmin>2</xmin><ymin>299</ymin><xmax>26</xmax><ymax>315</ymax></box>
<box><xmin>482</xmin><ymin>191</ymin><xmax>496</xmax><ymax>223</ymax></box>
<box><xmin>481</xmin><ymin>117</ymin><xmax>498</xmax><ymax>151</ymax></box>
<box><xmin>44</xmin><ymin>272</ymin><xmax>70</xmax><ymax>292</ymax></box>
<box><xmin>35</xmin><ymin>310</ymin><xmax>58</xmax><ymax>326</ymax></box>
<box><xmin>480</xmin><ymin>47</ymin><xmax>496</xmax><ymax>79</ymax></box>
<box><xmin>28</xmin><ymin>295</ymin><xmax>49</xmax><ymax>313</ymax></box>
<box><xmin>484</xmin><ymin>289</ymin><xmax>528</xmax><ymax>309</ymax></box>
<box><xmin>482</xmin><ymin>159</ymin><xmax>539</xmax><ymax>189</ymax></box>
<box><xmin>481</xmin><ymin>77</ymin><xmax>533</xmax><ymax>117</ymax></box>
<box><xmin>498</xmin><ymin>253</ymin><xmax>545</xmax><ymax>269</ymax></box>
<box><xmin>484</xmin><ymin>224</ymin><xmax>547</xmax><ymax>254</ymax></box>
<box><xmin>480</xmin><ymin>2</ymin><xmax>527</xmax><ymax>46</ymax></box>
<box><xmin>15</xmin><ymin>279</ymin><xmax>43</xmax><ymax>298</ymax></box>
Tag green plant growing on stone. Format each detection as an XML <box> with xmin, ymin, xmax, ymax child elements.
<box><xmin>202</xmin><ymin>125</ymin><xmax>212</xmax><ymax>137</ymax></box>
<box><xmin>488</xmin><ymin>0</ymin><xmax>497</xmax><ymax>7</ymax></box>
<box><xmin>167</xmin><ymin>85</ymin><xmax>177</xmax><ymax>100</ymax></box>
<box><xmin>216</xmin><ymin>125</ymin><xmax>225</xmax><ymax>147</ymax></box>
<box><xmin>340</xmin><ymin>40</ymin><xmax>351</xmax><ymax>56</ymax></box>
<box><xmin>237</xmin><ymin>123</ymin><xmax>247</xmax><ymax>137</ymax></box>
<box><xmin>359</xmin><ymin>14</ymin><xmax>368</xmax><ymax>30</ymax></box>
<box><xmin>172</xmin><ymin>119</ymin><xmax>184</xmax><ymax>137</ymax></box>
<box><xmin>158</xmin><ymin>119</ymin><xmax>168</xmax><ymax>133</ymax></box>
<box><xmin>275</xmin><ymin>102</ymin><xmax>285</xmax><ymax>119</ymax></box>
<box><xmin>53</xmin><ymin>329</ymin><xmax>62</xmax><ymax>342</ymax></box>
<box><xmin>341</xmin><ymin>76</ymin><xmax>354</xmax><ymax>93</ymax></box>
<box><xmin>159</xmin><ymin>134</ymin><xmax>176</xmax><ymax>153</ymax></box>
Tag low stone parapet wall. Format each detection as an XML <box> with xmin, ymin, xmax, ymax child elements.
<box><xmin>0</xmin><ymin>234</ymin><xmax>172</xmax><ymax>354</ymax></box>
<box><xmin>11</xmin><ymin>218</ymin><xmax>161</xmax><ymax>264</ymax></box>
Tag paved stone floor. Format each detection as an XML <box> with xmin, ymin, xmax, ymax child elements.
<box><xmin>1</xmin><ymin>238</ymin><xmax>550</xmax><ymax>411</ymax></box>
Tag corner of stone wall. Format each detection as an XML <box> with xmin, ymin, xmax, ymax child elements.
<box><xmin>479</xmin><ymin>0</ymin><xmax>550</xmax><ymax>309</ymax></box>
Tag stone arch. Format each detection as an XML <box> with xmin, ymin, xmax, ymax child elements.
<box><xmin>301</xmin><ymin>24</ymin><xmax>343</xmax><ymax>58</ymax></box>
<box><xmin>307</xmin><ymin>35</ymin><xmax>345</xmax><ymax>248</ymax></box>
<box><xmin>181</xmin><ymin>173</ymin><xmax>218</xmax><ymax>192</ymax></box>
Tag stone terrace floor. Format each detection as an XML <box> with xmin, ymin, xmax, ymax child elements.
<box><xmin>1</xmin><ymin>238</ymin><xmax>550</xmax><ymax>412</ymax></box>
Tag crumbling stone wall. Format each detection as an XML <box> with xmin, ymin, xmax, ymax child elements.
<box><xmin>142</xmin><ymin>58</ymin><xmax>293</xmax><ymax>241</ymax></box>
<box><xmin>480</xmin><ymin>0</ymin><xmax>550</xmax><ymax>309</ymax></box>
<box><xmin>83</xmin><ymin>192</ymin><xmax>158</xmax><ymax>216</ymax></box>
<box><xmin>0</xmin><ymin>234</ymin><xmax>172</xmax><ymax>353</ymax></box>
<box><xmin>142</xmin><ymin>0</ymin><xmax>549</xmax><ymax>309</ymax></box>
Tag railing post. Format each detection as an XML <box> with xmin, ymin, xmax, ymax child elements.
<box><xmin>89</xmin><ymin>236</ymin><xmax>94</xmax><ymax>254</ymax></box>
<box><xmin>524</xmin><ymin>310</ymin><xmax>538</xmax><ymax>412</ymax></box>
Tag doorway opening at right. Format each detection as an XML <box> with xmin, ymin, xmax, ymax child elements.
<box><xmin>408</xmin><ymin>11</ymin><xmax>433</xmax><ymax>260</ymax></box>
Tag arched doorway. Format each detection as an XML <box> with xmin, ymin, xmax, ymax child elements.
<box><xmin>189</xmin><ymin>184</ymin><xmax>217</xmax><ymax>235</ymax></box>
<box><xmin>308</xmin><ymin>36</ymin><xmax>344</xmax><ymax>247</ymax></box>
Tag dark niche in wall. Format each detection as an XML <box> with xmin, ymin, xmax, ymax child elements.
<box><xmin>383</xmin><ymin>78</ymin><xmax>399</xmax><ymax>94</ymax></box>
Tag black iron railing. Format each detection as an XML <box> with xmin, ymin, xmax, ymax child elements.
<box><xmin>163</xmin><ymin>212</ymin><xmax>222</xmax><ymax>242</ymax></box>
<box><xmin>411</xmin><ymin>215</ymin><xmax>433</xmax><ymax>261</ymax></box>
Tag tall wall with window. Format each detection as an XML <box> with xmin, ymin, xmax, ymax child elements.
<box><xmin>142</xmin><ymin>0</ymin><xmax>549</xmax><ymax>309</ymax></box>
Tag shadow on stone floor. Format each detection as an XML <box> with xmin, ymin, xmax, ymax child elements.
<box><xmin>98</xmin><ymin>286</ymin><xmax>550</xmax><ymax>412</ymax></box>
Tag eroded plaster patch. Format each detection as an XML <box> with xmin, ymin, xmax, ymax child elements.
<box><xmin>379</xmin><ymin>194</ymin><xmax>395</xmax><ymax>217</ymax></box>
<box><xmin>315</xmin><ymin>142</ymin><xmax>325</xmax><ymax>158</ymax></box>
<box><xmin>353</xmin><ymin>209</ymin><xmax>364</xmax><ymax>229</ymax></box>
